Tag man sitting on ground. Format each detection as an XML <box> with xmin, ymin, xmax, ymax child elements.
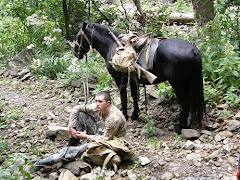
<box><xmin>34</xmin><ymin>91</ymin><xmax>127</xmax><ymax>170</ymax></box>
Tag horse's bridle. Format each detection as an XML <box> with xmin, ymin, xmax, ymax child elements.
<box><xmin>75</xmin><ymin>25</ymin><xmax>93</xmax><ymax>56</ymax></box>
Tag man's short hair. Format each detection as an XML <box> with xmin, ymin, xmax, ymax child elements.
<box><xmin>96</xmin><ymin>91</ymin><xmax>111</xmax><ymax>103</ymax></box>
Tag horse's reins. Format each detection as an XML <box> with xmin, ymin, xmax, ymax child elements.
<box><xmin>76</xmin><ymin>25</ymin><xmax>93</xmax><ymax>56</ymax></box>
<box><xmin>76</xmin><ymin>25</ymin><xmax>94</xmax><ymax>104</ymax></box>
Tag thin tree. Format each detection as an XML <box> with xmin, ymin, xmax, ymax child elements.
<box><xmin>63</xmin><ymin>0</ymin><xmax>70</xmax><ymax>40</ymax></box>
<box><xmin>192</xmin><ymin>0</ymin><xmax>214</xmax><ymax>27</ymax></box>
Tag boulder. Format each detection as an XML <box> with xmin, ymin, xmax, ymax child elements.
<box><xmin>58</xmin><ymin>170</ymin><xmax>78</xmax><ymax>180</ymax></box>
<box><xmin>46</xmin><ymin>123</ymin><xmax>69</xmax><ymax>141</ymax></box>
<box><xmin>9</xmin><ymin>49</ymin><xmax>34</xmax><ymax>70</ymax></box>
<box><xmin>228</xmin><ymin>120</ymin><xmax>240</xmax><ymax>131</ymax></box>
<box><xmin>181</xmin><ymin>129</ymin><xmax>200</xmax><ymax>140</ymax></box>
<box><xmin>63</xmin><ymin>161</ymin><xmax>91</xmax><ymax>175</ymax></box>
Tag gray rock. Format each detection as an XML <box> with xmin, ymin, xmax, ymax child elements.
<box><xmin>150</xmin><ymin>176</ymin><xmax>157</xmax><ymax>180</ymax></box>
<box><xmin>45</xmin><ymin>123</ymin><xmax>69</xmax><ymax>140</ymax></box>
<box><xmin>208</xmin><ymin>150</ymin><xmax>220</xmax><ymax>160</ymax></box>
<box><xmin>11</xmin><ymin>81</ymin><xmax>19</xmax><ymax>89</ymax></box>
<box><xmin>228</xmin><ymin>120</ymin><xmax>240</xmax><ymax>131</ymax></box>
<box><xmin>158</xmin><ymin>159</ymin><xmax>166</xmax><ymax>166</ymax></box>
<box><xmin>214</xmin><ymin>133</ymin><xmax>223</xmax><ymax>142</ymax></box>
<box><xmin>161</xmin><ymin>172</ymin><xmax>174</xmax><ymax>180</ymax></box>
<box><xmin>181</xmin><ymin>129</ymin><xmax>200</xmax><ymax>140</ymax></box>
<box><xmin>9</xmin><ymin>49</ymin><xmax>34</xmax><ymax>70</ymax></box>
<box><xmin>59</xmin><ymin>170</ymin><xmax>78</xmax><ymax>180</ymax></box>
<box><xmin>185</xmin><ymin>140</ymin><xmax>195</xmax><ymax>150</ymax></box>
<box><xmin>154</xmin><ymin>128</ymin><xmax>165</xmax><ymax>136</ymax></box>
<box><xmin>21</xmin><ymin>72</ymin><xmax>32</xmax><ymax>81</ymax></box>
<box><xmin>17</xmin><ymin>68</ymin><xmax>30</xmax><ymax>78</ymax></box>
<box><xmin>128</xmin><ymin>173</ymin><xmax>137</xmax><ymax>180</ymax></box>
<box><xmin>32</xmin><ymin>176</ymin><xmax>50</xmax><ymax>180</ymax></box>
<box><xmin>63</xmin><ymin>161</ymin><xmax>91</xmax><ymax>175</ymax></box>
<box><xmin>49</xmin><ymin>172</ymin><xmax>58</xmax><ymax>180</ymax></box>
<box><xmin>223</xmin><ymin>143</ymin><xmax>234</xmax><ymax>152</ymax></box>
<box><xmin>200</xmin><ymin>130</ymin><xmax>212</xmax><ymax>136</ymax></box>
<box><xmin>228</xmin><ymin>156</ymin><xmax>237</xmax><ymax>166</ymax></box>
<box><xmin>146</xmin><ymin>85</ymin><xmax>159</xmax><ymax>99</ymax></box>
<box><xmin>120</xmin><ymin>169</ymin><xmax>128</xmax><ymax>177</ymax></box>
<box><xmin>139</xmin><ymin>156</ymin><xmax>151</xmax><ymax>165</ymax></box>
<box><xmin>235</xmin><ymin>111</ymin><xmax>240</xmax><ymax>120</ymax></box>
<box><xmin>217</xmin><ymin>103</ymin><xmax>229</xmax><ymax>110</ymax></box>
<box><xmin>212</xmin><ymin>122</ymin><xmax>220</xmax><ymax>129</ymax></box>
<box><xmin>140</xmin><ymin>128</ymin><xmax>148</xmax><ymax>137</ymax></box>
<box><xmin>215</xmin><ymin>131</ymin><xmax>233</xmax><ymax>142</ymax></box>
<box><xmin>186</xmin><ymin>153</ymin><xmax>201</xmax><ymax>161</ymax></box>
<box><xmin>199</xmin><ymin>134</ymin><xmax>209</xmax><ymax>143</ymax></box>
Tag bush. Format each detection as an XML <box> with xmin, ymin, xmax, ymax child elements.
<box><xmin>197</xmin><ymin>1</ymin><xmax>240</xmax><ymax>108</ymax></box>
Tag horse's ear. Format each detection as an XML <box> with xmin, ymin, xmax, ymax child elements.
<box><xmin>83</xmin><ymin>19</ymin><xmax>90</xmax><ymax>30</ymax></box>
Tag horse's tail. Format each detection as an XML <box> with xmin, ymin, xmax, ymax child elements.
<box><xmin>189</xmin><ymin>50</ymin><xmax>204</xmax><ymax>129</ymax></box>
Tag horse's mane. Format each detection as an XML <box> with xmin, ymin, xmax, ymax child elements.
<box><xmin>91</xmin><ymin>23</ymin><xmax>119</xmax><ymax>37</ymax></box>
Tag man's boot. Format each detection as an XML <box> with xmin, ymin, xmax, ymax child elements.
<box><xmin>33</xmin><ymin>153</ymin><xmax>62</xmax><ymax>171</ymax></box>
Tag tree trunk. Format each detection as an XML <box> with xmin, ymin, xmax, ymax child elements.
<box><xmin>192</xmin><ymin>0</ymin><xmax>214</xmax><ymax>27</ymax></box>
<box><xmin>62</xmin><ymin>0</ymin><xmax>70</xmax><ymax>40</ymax></box>
<box><xmin>132</xmin><ymin>0</ymin><xmax>146</xmax><ymax>24</ymax></box>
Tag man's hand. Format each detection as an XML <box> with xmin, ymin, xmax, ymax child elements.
<box><xmin>69</xmin><ymin>127</ymin><xmax>88</xmax><ymax>139</ymax></box>
<box><xmin>69</xmin><ymin>127</ymin><xmax>78</xmax><ymax>138</ymax></box>
<box><xmin>75</xmin><ymin>132</ymin><xmax>88</xmax><ymax>139</ymax></box>
<box><xmin>232</xmin><ymin>176</ymin><xmax>239</xmax><ymax>180</ymax></box>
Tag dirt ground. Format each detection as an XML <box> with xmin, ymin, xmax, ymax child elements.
<box><xmin>0</xmin><ymin>68</ymin><xmax>239</xmax><ymax>180</ymax></box>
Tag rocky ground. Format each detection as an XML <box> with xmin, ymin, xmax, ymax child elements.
<box><xmin>0</xmin><ymin>67</ymin><xmax>240</xmax><ymax>180</ymax></box>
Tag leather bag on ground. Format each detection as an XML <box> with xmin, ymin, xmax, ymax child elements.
<box><xmin>82</xmin><ymin>138</ymin><xmax>134</xmax><ymax>171</ymax></box>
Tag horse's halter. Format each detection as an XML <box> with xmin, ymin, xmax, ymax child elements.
<box><xmin>76</xmin><ymin>25</ymin><xmax>93</xmax><ymax>56</ymax></box>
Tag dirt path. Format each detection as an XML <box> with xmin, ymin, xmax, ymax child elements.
<box><xmin>0</xmin><ymin>71</ymin><xmax>239</xmax><ymax>180</ymax></box>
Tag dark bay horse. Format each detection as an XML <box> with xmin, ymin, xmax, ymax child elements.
<box><xmin>74</xmin><ymin>21</ymin><xmax>204</xmax><ymax>133</ymax></box>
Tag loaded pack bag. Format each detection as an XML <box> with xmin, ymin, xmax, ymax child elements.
<box><xmin>81</xmin><ymin>138</ymin><xmax>134</xmax><ymax>171</ymax></box>
<box><xmin>109</xmin><ymin>44</ymin><xmax>137</xmax><ymax>73</ymax></box>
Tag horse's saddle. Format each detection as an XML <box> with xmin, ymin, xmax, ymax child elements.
<box><xmin>136</xmin><ymin>38</ymin><xmax>159</xmax><ymax>70</ymax></box>
<box><xmin>117</xmin><ymin>31</ymin><xmax>160</xmax><ymax>70</ymax></box>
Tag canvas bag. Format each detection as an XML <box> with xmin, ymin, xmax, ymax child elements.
<box><xmin>82</xmin><ymin>138</ymin><xmax>134</xmax><ymax>171</ymax></box>
<box><xmin>109</xmin><ymin>44</ymin><xmax>137</xmax><ymax>73</ymax></box>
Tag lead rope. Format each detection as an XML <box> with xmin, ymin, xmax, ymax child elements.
<box><xmin>84</xmin><ymin>54</ymin><xmax>89</xmax><ymax>105</ymax></box>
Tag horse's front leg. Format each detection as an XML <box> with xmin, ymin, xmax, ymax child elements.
<box><xmin>130</xmin><ymin>77</ymin><xmax>140</xmax><ymax>120</ymax></box>
<box><xmin>113</xmin><ymin>73</ymin><xmax>129</xmax><ymax>120</ymax></box>
<box><xmin>119</xmin><ymin>85</ymin><xmax>128</xmax><ymax>119</ymax></box>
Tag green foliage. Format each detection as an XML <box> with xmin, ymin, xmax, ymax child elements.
<box><xmin>0</xmin><ymin>99</ymin><xmax>4</xmax><ymax>113</ymax></box>
<box><xmin>133</xmin><ymin>158</ymin><xmax>142</xmax><ymax>168</ymax></box>
<box><xmin>93</xmin><ymin>73</ymin><xmax>116</xmax><ymax>94</ymax></box>
<box><xmin>158</xmin><ymin>82</ymin><xmax>176</xmax><ymax>101</ymax></box>
<box><xmin>0</xmin><ymin>106</ymin><xmax>20</xmax><ymax>129</ymax></box>
<box><xmin>0</xmin><ymin>106</ymin><xmax>20</xmax><ymax>123</ymax></box>
<box><xmin>96</xmin><ymin>175</ymin><xmax>105</xmax><ymax>180</ymax></box>
<box><xmin>223</xmin><ymin>86</ymin><xmax>240</xmax><ymax>106</ymax></box>
<box><xmin>0</xmin><ymin>153</ymin><xmax>31</xmax><ymax>180</ymax></box>
<box><xmin>219</xmin><ymin>109</ymin><xmax>232</xmax><ymax>119</ymax></box>
<box><xmin>8</xmin><ymin>107</ymin><xmax>20</xmax><ymax>120</ymax></box>
<box><xmin>203</xmin><ymin>79</ymin><xmax>220</xmax><ymax>108</ymax></box>
<box><xmin>30</xmin><ymin>54</ymin><xmax>70</xmax><ymax>79</ymax></box>
<box><xmin>197</xmin><ymin>1</ymin><xmax>240</xmax><ymax>108</ymax></box>
<box><xmin>56</xmin><ymin>52</ymin><xmax>115</xmax><ymax>91</ymax></box>
<box><xmin>39</xmin><ymin>76</ymin><xmax>47</xmax><ymax>88</ymax></box>
<box><xmin>172</xmin><ymin>132</ymin><xmax>183</xmax><ymax>149</ymax></box>
<box><xmin>149</xmin><ymin>138</ymin><xmax>159</xmax><ymax>149</ymax></box>
<box><xmin>0</xmin><ymin>140</ymin><xmax>8</xmax><ymax>155</ymax></box>
<box><xmin>172</xmin><ymin>0</ymin><xmax>193</xmax><ymax>13</ymax></box>
<box><xmin>144</xmin><ymin>115</ymin><xmax>157</xmax><ymax>138</ymax></box>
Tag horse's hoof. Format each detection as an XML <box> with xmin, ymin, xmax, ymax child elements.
<box><xmin>130</xmin><ymin>112</ymin><xmax>138</xmax><ymax>120</ymax></box>
<box><xmin>124</xmin><ymin>114</ymin><xmax>129</xmax><ymax>120</ymax></box>
<box><xmin>173</xmin><ymin>125</ymin><xmax>182</xmax><ymax>135</ymax></box>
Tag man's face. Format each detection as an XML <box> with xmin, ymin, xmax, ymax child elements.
<box><xmin>95</xmin><ymin>95</ymin><xmax>110</xmax><ymax>111</ymax></box>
